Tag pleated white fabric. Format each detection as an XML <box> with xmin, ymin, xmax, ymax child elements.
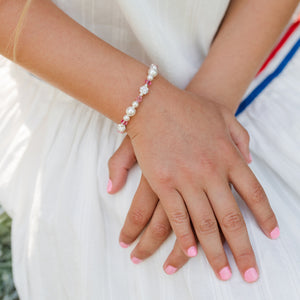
<box><xmin>0</xmin><ymin>0</ymin><xmax>300</xmax><ymax>299</ymax></box>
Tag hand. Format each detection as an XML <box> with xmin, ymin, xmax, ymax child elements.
<box><xmin>108</xmin><ymin>117</ymin><xmax>249</xmax><ymax>277</ymax></box>
<box><xmin>108</xmin><ymin>136</ymin><xmax>193</xmax><ymax>275</ymax></box>
<box><xmin>122</xmin><ymin>84</ymin><xmax>278</xmax><ymax>283</ymax></box>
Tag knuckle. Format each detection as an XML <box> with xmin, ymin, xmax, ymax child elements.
<box><xmin>251</xmin><ymin>183</ymin><xmax>267</xmax><ymax>205</ymax></box>
<box><xmin>151</xmin><ymin>222</ymin><xmax>170</xmax><ymax>240</ymax></box>
<box><xmin>108</xmin><ymin>156</ymin><xmax>115</xmax><ymax>169</ymax></box>
<box><xmin>197</xmin><ymin>156</ymin><xmax>221</xmax><ymax>179</ymax></box>
<box><xmin>120</xmin><ymin>229</ymin><xmax>134</xmax><ymax>243</ymax></box>
<box><xmin>108</xmin><ymin>155</ymin><xmax>122</xmax><ymax>170</ymax></box>
<box><xmin>217</xmin><ymin>138</ymin><xmax>234</xmax><ymax>156</ymax></box>
<box><xmin>177</xmin><ymin>232</ymin><xmax>193</xmax><ymax>244</ymax></box>
<box><xmin>172</xmin><ymin>243</ymin><xmax>187</xmax><ymax>258</ymax></box>
<box><xmin>221</xmin><ymin>211</ymin><xmax>245</xmax><ymax>232</ymax></box>
<box><xmin>169</xmin><ymin>210</ymin><xmax>189</xmax><ymax>225</ymax></box>
<box><xmin>261</xmin><ymin>212</ymin><xmax>277</xmax><ymax>228</ymax></box>
<box><xmin>170</xmin><ymin>253</ymin><xmax>189</xmax><ymax>267</ymax></box>
<box><xmin>236</xmin><ymin>249</ymin><xmax>254</xmax><ymax>264</ymax></box>
<box><xmin>128</xmin><ymin>208</ymin><xmax>147</xmax><ymax>227</ymax></box>
<box><xmin>153</xmin><ymin>167</ymin><xmax>173</xmax><ymax>187</ymax></box>
<box><xmin>200</xmin><ymin>158</ymin><xmax>218</xmax><ymax>176</ymax></box>
<box><xmin>242</xmin><ymin>129</ymin><xmax>250</xmax><ymax>144</ymax></box>
<box><xmin>134</xmin><ymin>247</ymin><xmax>152</xmax><ymax>258</ymax></box>
<box><xmin>198</xmin><ymin>140</ymin><xmax>233</xmax><ymax>175</ymax></box>
<box><xmin>196</xmin><ymin>216</ymin><xmax>218</xmax><ymax>235</ymax></box>
<box><xmin>210</xmin><ymin>253</ymin><xmax>226</xmax><ymax>268</ymax></box>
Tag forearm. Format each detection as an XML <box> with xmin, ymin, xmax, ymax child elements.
<box><xmin>186</xmin><ymin>0</ymin><xmax>299</xmax><ymax>113</ymax></box>
<box><xmin>0</xmin><ymin>0</ymin><xmax>171</xmax><ymax>123</ymax></box>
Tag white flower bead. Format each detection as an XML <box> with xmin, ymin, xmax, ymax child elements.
<box><xmin>132</xmin><ymin>101</ymin><xmax>139</xmax><ymax>108</ymax></box>
<box><xmin>148</xmin><ymin>68</ymin><xmax>158</xmax><ymax>78</ymax></box>
<box><xmin>139</xmin><ymin>84</ymin><xmax>149</xmax><ymax>96</ymax></box>
<box><xmin>117</xmin><ymin>124</ymin><xmax>126</xmax><ymax>133</ymax></box>
<box><xmin>147</xmin><ymin>74</ymin><xmax>154</xmax><ymax>81</ymax></box>
<box><xmin>123</xmin><ymin>115</ymin><xmax>130</xmax><ymax>122</ymax></box>
<box><xmin>126</xmin><ymin>106</ymin><xmax>136</xmax><ymax>117</ymax></box>
<box><xmin>150</xmin><ymin>64</ymin><xmax>158</xmax><ymax>71</ymax></box>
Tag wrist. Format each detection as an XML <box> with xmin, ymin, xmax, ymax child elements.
<box><xmin>185</xmin><ymin>83</ymin><xmax>239</xmax><ymax>115</ymax></box>
<box><xmin>126</xmin><ymin>75</ymin><xmax>183</xmax><ymax>139</ymax></box>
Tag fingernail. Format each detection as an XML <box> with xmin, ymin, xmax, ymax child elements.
<box><xmin>244</xmin><ymin>268</ymin><xmax>258</xmax><ymax>283</ymax></box>
<box><xmin>248</xmin><ymin>153</ymin><xmax>253</xmax><ymax>164</ymax></box>
<box><xmin>131</xmin><ymin>256</ymin><xmax>142</xmax><ymax>264</ymax></box>
<box><xmin>219</xmin><ymin>266</ymin><xmax>232</xmax><ymax>281</ymax></box>
<box><xmin>187</xmin><ymin>246</ymin><xmax>198</xmax><ymax>257</ymax></box>
<box><xmin>165</xmin><ymin>265</ymin><xmax>178</xmax><ymax>275</ymax></box>
<box><xmin>270</xmin><ymin>227</ymin><xmax>280</xmax><ymax>240</ymax></box>
<box><xmin>107</xmin><ymin>179</ymin><xmax>112</xmax><ymax>193</ymax></box>
<box><xmin>119</xmin><ymin>241</ymin><xmax>129</xmax><ymax>248</ymax></box>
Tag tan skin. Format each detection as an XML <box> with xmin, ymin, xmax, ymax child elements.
<box><xmin>0</xmin><ymin>0</ymin><xmax>298</xmax><ymax>283</ymax></box>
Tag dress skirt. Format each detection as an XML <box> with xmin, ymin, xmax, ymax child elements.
<box><xmin>0</xmin><ymin>0</ymin><xmax>300</xmax><ymax>299</ymax></box>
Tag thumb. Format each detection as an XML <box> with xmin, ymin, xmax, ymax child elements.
<box><xmin>107</xmin><ymin>135</ymin><xmax>137</xmax><ymax>194</ymax></box>
<box><xmin>228</xmin><ymin>118</ymin><xmax>252</xmax><ymax>164</ymax></box>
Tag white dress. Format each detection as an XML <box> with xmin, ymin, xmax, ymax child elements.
<box><xmin>0</xmin><ymin>0</ymin><xmax>300</xmax><ymax>299</ymax></box>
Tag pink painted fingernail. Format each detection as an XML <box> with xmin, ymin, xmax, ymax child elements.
<box><xmin>119</xmin><ymin>241</ymin><xmax>129</xmax><ymax>248</ymax></box>
<box><xmin>244</xmin><ymin>268</ymin><xmax>258</xmax><ymax>283</ymax></box>
<box><xmin>165</xmin><ymin>265</ymin><xmax>178</xmax><ymax>275</ymax></box>
<box><xmin>219</xmin><ymin>266</ymin><xmax>232</xmax><ymax>281</ymax></box>
<box><xmin>270</xmin><ymin>227</ymin><xmax>280</xmax><ymax>240</ymax></box>
<box><xmin>107</xmin><ymin>179</ymin><xmax>112</xmax><ymax>193</ymax></box>
<box><xmin>248</xmin><ymin>153</ymin><xmax>253</xmax><ymax>164</ymax></box>
<box><xmin>131</xmin><ymin>257</ymin><xmax>142</xmax><ymax>264</ymax></box>
<box><xmin>187</xmin><ymin>246</ymin><xmax>198</xmax><ymax>257</ymax></box>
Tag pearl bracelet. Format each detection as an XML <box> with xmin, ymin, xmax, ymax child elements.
<box><xmin>117</xmin><ymin>64</ymin><xmax>158</xmax><ymax>133</ymax></box>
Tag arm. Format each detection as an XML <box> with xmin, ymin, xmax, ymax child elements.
<box><xmin>0</xmin><ymin>0</ymin><xmax>172</xmax><ymax>122</ymax></box>
<box><xmin>186</xmin><ymin>0</ymin><xmax>300</xmax><ymax>113</ymax></box>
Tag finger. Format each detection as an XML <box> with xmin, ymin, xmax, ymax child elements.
<box><xmin>163</xmin><ymin>239</ymin><xmax>190</xmax><ymax>275</ymax></box>
<box><xmin>130</xmin><ymin>202</ymin><xmax>172</xmax><ymax>264</ymax></box>
<box><xmin>207</xmin><ymin>179</ymin><xmax>259</xmax><ymax>283</ymax></box>
<box><xmin>228</xmin><ymin>117</ymin><xmax>252</xmax><ymax>164</ymax></box>
<box><xmin>119</xmin><ymin>175</ymin><xmax>158</xmax><ymax>248</ymax></box>
<box><xmin>230</xmin><ymin>160</ymin><xmax>279</xmax><ymax>240</ymax></box>
<box><xmin>181</xmin><ymin>186</ymin><xmax>232</xmax><ymax>281</ymax></box>
<box><xmin>159</xmin><ymin>189</ymin><xmax>198</xmax><ymax>258</ymax></box>
<box><xmin>107</xmin><ymin>135</ymin><xmax>137</xmax><ymax>194</ymax></box>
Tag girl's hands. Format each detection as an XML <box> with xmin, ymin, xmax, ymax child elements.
<box><xmin>109</xmin><ymin>84</ymin><xmax>279</xmax><ymax>282</ymax></box>
<box><xmin>108</xmin><ymin>85</ymin><xmax>252</xmax><ymax>276</ymax></box>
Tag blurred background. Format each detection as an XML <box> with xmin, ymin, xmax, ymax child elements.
<box><xmin>0</xmin><ymin>206</ymin><xmax>19</xmax><ymax>300</ymax></box>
